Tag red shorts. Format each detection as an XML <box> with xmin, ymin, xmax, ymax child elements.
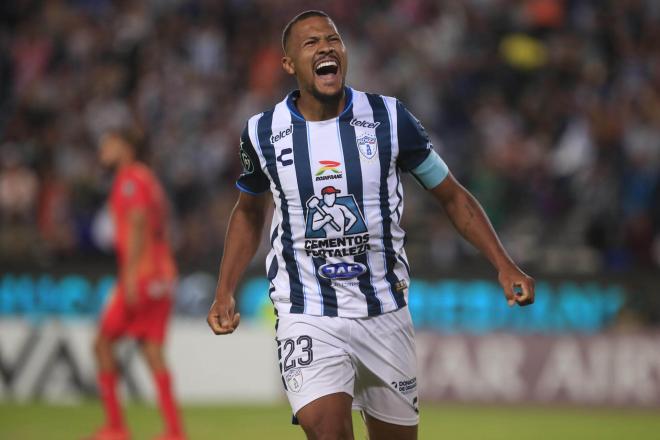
<box><xmin>99</xmin><ymin>278</ymin><xmax>175</xmax><ymax>344</ymax></box>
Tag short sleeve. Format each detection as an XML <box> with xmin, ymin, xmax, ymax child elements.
<box><xmin>116</xmin><ymin>174</ymin><xmax>149</xmax><ymax>211</ymax></box>
<box><xmin>236</xmin><ymin>123</ymin><xmax>270</xmax><ymax>194</ymax></box>
<box><xmin>396</xmin><ymin>100</ymin><xmax>434</xmax><ymax>171</ymax></box>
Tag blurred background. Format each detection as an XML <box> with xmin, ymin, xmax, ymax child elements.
<box><xmin>1</xmin><ymin>0</ymin><xmax>660</xmax><ymax>439</ymax></box>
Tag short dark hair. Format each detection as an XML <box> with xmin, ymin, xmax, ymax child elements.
<box><xmin>282</xmin><ymin>10</ymin><xmax>331</xmax><ymax>53</ymax></box>
<box><xmin>109</xmin><ymin>126</ymin><xmax>148</xmax><ymax>161</ymax></box>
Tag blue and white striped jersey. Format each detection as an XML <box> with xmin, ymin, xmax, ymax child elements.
<box><xmin>236</xmin><ymin>87</ymin><xmax>448</xmax><ymax>318</ymax></box>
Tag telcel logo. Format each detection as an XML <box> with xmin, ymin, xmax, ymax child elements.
<box><xmin>318</xmin><ymin>262</ymin><xmax>367</xmax><ymax>280</ymax></box>
<box><xmin>270</xmin><ymin>125</ymin><xmax>293</xmax><ymax>143</ymax></box>
<box><xmin>350</xmin><ymin>119</ymin><xmax>380</xmax><ymax>129</ymax></box>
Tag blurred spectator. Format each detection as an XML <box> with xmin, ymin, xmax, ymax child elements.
<box><xmin>0</xmin><ymin>144</ymin><xmax>38</xmax><ymax>220</ymax></box>
<box><xmin>0</xmin><ymin>0</ymin><xmax>659</xmax><ymax>275</ymax></box>
<box><xmin>0</xmin><ymin>144</ymin><xmax>39</xmax><ymax>257</ymax></box>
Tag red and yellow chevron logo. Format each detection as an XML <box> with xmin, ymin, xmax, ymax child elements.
<box><xmin>316</xmin><ymin>160</ymin><xmax>341</xmax><ymax>176</ymax></box>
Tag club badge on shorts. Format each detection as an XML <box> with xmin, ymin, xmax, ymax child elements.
<box><xmin>285</xmin><ymin>368</ymin><xmax>303</xmax><ymax>393</ymax></box>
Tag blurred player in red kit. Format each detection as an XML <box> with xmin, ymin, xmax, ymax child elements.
<box><xmin>85</xmin><ymin>129</ymin><xmax>185</xmax><ymax>440</ymax></box>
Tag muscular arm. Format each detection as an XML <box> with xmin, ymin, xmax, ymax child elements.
<box><xmin>430</xmin><ymin>173</ymin><xmax>534</xmax><ymax>306</ymax></box>
<box><xmin>123</xmin><ymin>208</ymin><xmax>147</xmax><ymax>305</ymax></box>
<box><xmin>216</xmin><ymin>191</ymin><xmax>269</xmax><ymax>295</ymax></box>
<box><xmin>207</xmin><ymin>191</ymin><xmax>270</xmax><ymax>334</ymax></box>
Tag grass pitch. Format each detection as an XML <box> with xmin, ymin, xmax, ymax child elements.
<box><xmin>1</xmin><ymin>402</ymin><xmax>659</xmax><ymax>439</ymax></box>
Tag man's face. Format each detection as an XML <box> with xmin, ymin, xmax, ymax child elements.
<box><xmin>323</xmin><ymin>192</ymin><xmax>336</xmax><ymax>206</ymax></box>
<box><xmin>98</xmin><ymin>134</ymin><xmax>126</xmax><ymax>170</ymax></box>
<box><xmin>282</xmin><ymin>16</ymin><xmax>348</xmax><ymax>102</ymax></box>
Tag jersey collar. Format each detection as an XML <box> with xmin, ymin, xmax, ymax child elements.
<box><xmin>286</xmin><ymin>87</ymin><xmax>354</xmax><ymax>121</ymax></box>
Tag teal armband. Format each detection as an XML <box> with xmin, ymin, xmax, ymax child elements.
<box><xmin>410</xmin><ymin>150</ymin><xmax>449</xmax><ymax>189</ymax></box>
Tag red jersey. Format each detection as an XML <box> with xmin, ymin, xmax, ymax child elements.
<box><xmin>110</xmin><ymin>163</ymin><xmax>177</xmax><ymax>283</ymax></box>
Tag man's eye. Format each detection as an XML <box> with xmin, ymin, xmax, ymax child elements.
<box><xmin>304</xmin><ymin>40</ymin><xmax>315</xmax><ymax>46</ymax></box>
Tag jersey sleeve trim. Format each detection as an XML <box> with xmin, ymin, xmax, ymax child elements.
<box><xmin>410</xmin><ymin>150</ymin><xmax>449</xmax><ymax>190</ymax></box>
<box><xmin>235</xmin><ymin>181</ymin><xmax>267</xmax><ymax>195</ymax></box>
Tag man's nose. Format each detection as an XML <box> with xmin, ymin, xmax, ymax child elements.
<box><xmin>317</xmin><ymin>40</ymin><xmax>334</xmax><ymax>55</ymax></box>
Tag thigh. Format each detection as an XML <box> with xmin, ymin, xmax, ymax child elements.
<box><xmin>297</xmin><ymin>392</ymin><xmax>354</xmax><ymax>440</ymax></box>
<box><xmin>351</xmin><ymin>307</ymin><xmax>419</xmax><ymax>427</ymax></box>
<box><xmin>363</xmin><ymin>412</ymin><xmax>417</xmax><ymax>440</ymax></box>
<box><xmin>127</xmin><ymin>298</ymin><xmax>172</xmax><ymax>343</ymax></box>
<box><xmin>139</xmin><ymin>339</ymin><xmax>167</xmax><ymax>373</ymax></box>
<box><xmin>127</xmin><ymin>279</ymin><xmax>173</xmax><ymax>343</ymax></box>
<box><xmin>99</xmin><ymin>287</ymin><xmax>129</xmax><ymax>341</ymax></box>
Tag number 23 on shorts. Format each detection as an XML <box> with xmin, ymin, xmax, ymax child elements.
<box><xmin>279</xmin><ymin>335</ymin><xmax>313</xmax><ymax>372</ymax></box>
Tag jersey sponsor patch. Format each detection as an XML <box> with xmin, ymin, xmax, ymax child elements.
<box><xmin>391</xmin><ymin>377</ymin><xmax>417</xmax><ymax>394</ymax></box>
<box><xmin>318</xmin><ymin>262</ymin><xmax>367</xmax><ymax>280</ymax></box>
<box><xmin>270</xmin><ymin>125</ymin><xmax>292</xmax><ymax>144</ymax></box>
<box><xmin>315</xmin><ymin>160</ymin><xmax>343</xmax><ymax>181</ymax></box>
<box><xmin>304</xmin><ymin>187</ymin><xmax>370</xmax><ymax>258</ymax></box>
<box><xmin>350</xmin><ymin>118</ymin><xmax>380</xmax><ymax>129</ymax></box>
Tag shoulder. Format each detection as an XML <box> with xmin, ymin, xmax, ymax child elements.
<box><xmin>245</xmin><ymin>94</ymin><xmax>289</xmax><ymax>128</ymax></box>
<box><xmin>351</xmin><ymin>89</ymin><xmax>399</xmax><ymax>118</ymax></box>
<box><xmin>242</xmin><ymin>104</ymin><xmax>278</xmax><ymax>145</ymax></box>
<box><xmin>244</xmin><ymin>96</ymin><xmax>293</xmax><ymax>146</ymax></box>
<box><xmin>130</xmin><ymin>163</ymin><xmax>157</xmax><ymax>184</ymax></box>
<box><xmin>353</xmin><ymin>88</ymin><xmax>398</xmax><ymax>105</ymax></box>
<box><xmin>119</xmin><ymin>164</ymin><xmax>158</xmax><ymax>194</ymax></box>
<box><xmin>245</xmin><ymin>111</ymin><xmax>266</xmax><ymax>128</ymax></box>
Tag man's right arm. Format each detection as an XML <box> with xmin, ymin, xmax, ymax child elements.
<box><xmin>207</xmin><ymin>191</ymin><xmax>269</xmax><ymax>335</ymax></box>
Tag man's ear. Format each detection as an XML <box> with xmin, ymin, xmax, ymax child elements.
<box><xmin>282</xmin><ymin>56</ymin><xmax>295</xmax><ymax>75</ymax></box>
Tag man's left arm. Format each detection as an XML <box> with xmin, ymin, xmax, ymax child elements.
<box><xmin>123</xmin><ymin>207</ymin><xmax>147</xmax><ymax>307</ymax></box>
<box><xmin>395</xmin><ymin>99</ymin><xmax>534</xmax><ymax>306</ymax></box>
<box><xmin>429</xmin><ymin>174</ymin><xmax>535</xmax><ymax>306</ymax></box>
<box><xmin>117</xmin><ymin>175</ymin><xmax>150</xmax><ymax>308</ymax></box>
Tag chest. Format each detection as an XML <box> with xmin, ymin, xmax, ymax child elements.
<box><xmin>263</xmin><ymin>117</ymin><xmax>398</xmax><ymax>210</ymax></box>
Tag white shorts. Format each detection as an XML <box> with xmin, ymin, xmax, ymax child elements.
<box><xmin>275</xmin><ymin>306</ymin><xmax>419</xmax><ymax>426</ymax></box>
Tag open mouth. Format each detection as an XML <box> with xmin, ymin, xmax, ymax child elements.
<box><xmin>315</xmin><ymin>59</ymin><xmax>339</xmax><ymax>77</ymax></box>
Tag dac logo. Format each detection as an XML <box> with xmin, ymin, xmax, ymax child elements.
<box><xmin>318</xmin><ymin>262</ymin><xmax>367</xmax><ymax>280</ymax></box>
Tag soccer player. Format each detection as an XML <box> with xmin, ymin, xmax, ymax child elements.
<box><xmin>86</xmin><ymin>129</ymin><xmax>185</xmax><ymax>440</ymax></box>
<box><xmin>207</xmin><ymin>10</ymin><xmax>534</xmax><ymax>440</ymax></box>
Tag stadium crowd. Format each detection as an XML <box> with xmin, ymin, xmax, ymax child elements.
<box><xmin>0</xmin><ymin>0</ymin><xmax>659</xmax><ymax>274</ymax></box>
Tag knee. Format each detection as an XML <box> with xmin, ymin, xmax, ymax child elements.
<box><xmin>140</xmin><ymin>342</ymin><xmax>166</xmax><ymax>373</ymax></box>
<box><xmin>94</xmin><ymin>335</ymin><xmax>110</xmax><ymax>358</ymax></box>
<box><xmin>300</xmin><ymin>415</ymin><xmax>353</xmax><ymax>440</ymax></box>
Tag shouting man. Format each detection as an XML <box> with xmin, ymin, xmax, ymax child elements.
<box><xmin>207</xmin><ymin>10</ymin><xmax>534</xmax><ymax>440</ymax></box>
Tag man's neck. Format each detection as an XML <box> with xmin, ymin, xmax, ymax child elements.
<box><xmin>296</xmin><ymin>88</ymin><xmax>346</xmax><ymax>121</ymax></box>
<box><xmin>116</xmin><ymin>156</ymin><xmax>136</xmax><ymax>171</ymax></box>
